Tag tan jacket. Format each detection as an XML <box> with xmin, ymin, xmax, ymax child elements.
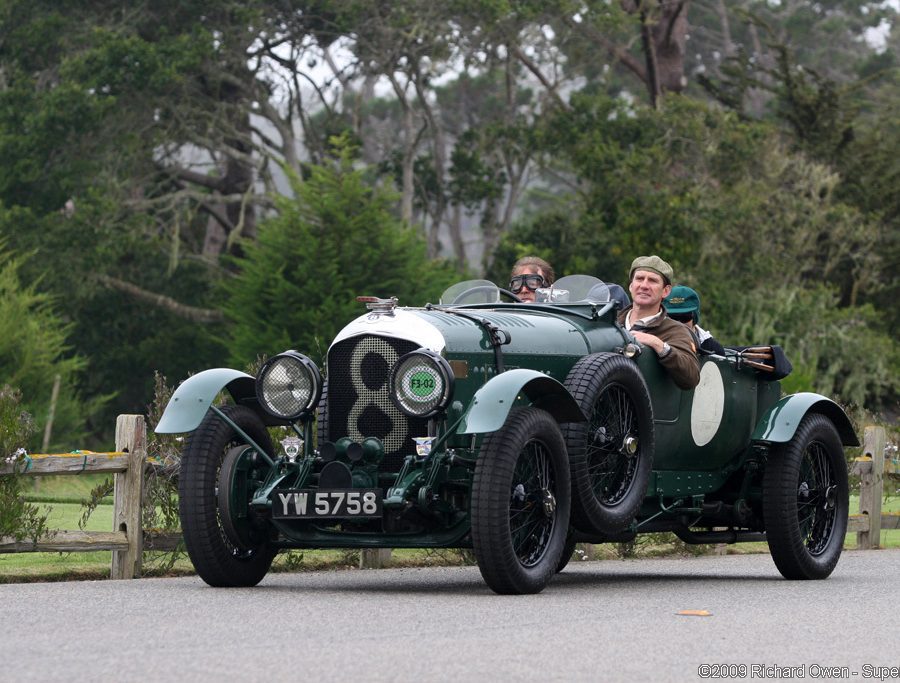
<box><xmin>617</xmin><ymin>306</ymin><xmax>700</xmax><ymax>390</ymax></box>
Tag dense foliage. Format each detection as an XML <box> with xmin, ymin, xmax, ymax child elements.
<box><xmin>490</xmin><ymin>93</ymin><xmax>899</xmax><ymax>408</ymax></box>
<box><xmin>222</xmin><ymin>144</ymin><xmax>458</xmax><ymax>367</ymax></box>
<box><xmin>0</xmin><ymin>0</ymin><xmax>895</xmax><ymax>448</ymax></box>
<box><xmin>0</xmin><ymin>248</ymin><xmax>98</xmax><ymax>448</ymax></box>
<box><xmin>0</xmin><ymin>385</ymin><xmax>49</xmax><ymax>541</ymax></box>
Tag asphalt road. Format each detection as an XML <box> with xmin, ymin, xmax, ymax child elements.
<box><xmin>2</xmin><ymin>549</ymin><xmax>899</xmax><ymax>682</ymax></box>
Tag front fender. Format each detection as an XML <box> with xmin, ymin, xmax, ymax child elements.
<box><xmin>155</xmin><ymin>369</ymin><xmax>258</xmax><ymax>434</ymax></box>
<box><xmin>752</xmin><ymin>392</ymin><xmax>859</xmax><ymax>447</ymax></box>
<box><xmin>457</xmin><ymin>369</ymin><xmax>586</xmax><ymax>435</ymax></box>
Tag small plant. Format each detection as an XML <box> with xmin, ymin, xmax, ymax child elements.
<box><xmin>277</xmin><ymin>550</ymin><xmax>306</xmax><ymax>572</ymax></box>
<box><xmin>144</xmin><ymin>372</ymin><xmax>182</xmax><ymax>530</ymax></box>
<box><xmin>422</xmin><ymin>548</ymin><xmax>477</xmax><ymax>566</ymax></box>
<box><xmin>615</xmin><ymin>539</ymin><xmax>638</xmax><ymax>559</ymax></box>
<box><xmin>140</xmin><ymin>372</ymin><xmax>185</xmax><ymax>573</ymax></box>
<box><xmin>0</xmin><ymin>385</ymin><xmax>51</xmax><ymax>543</ymax></box>
<box><xmin>77</xmin><ymin>372</ymin><xmax>187</xmax><ymax>573</ymax></box>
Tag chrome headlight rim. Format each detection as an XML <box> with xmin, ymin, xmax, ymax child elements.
<box><xmin>389</xmin><ymin>350</ymin><xmax>454</xmax><ymax>418</ymax></box>
<box><xmin>255</xmin><ymin>350</ymin><xmax>323</xmax><ymax>422</ymax></box>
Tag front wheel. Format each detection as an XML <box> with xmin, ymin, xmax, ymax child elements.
<box><xmin>179</xmin><ymin>405</ymin><xmax>277</xmax><ymax>587</ymax></box>
<box><xmin>471</xmin><ymin>407</ymin><xmax>570</xmax><ymax>595</ymax></box>
<box><xmin>763</xmin><ymin>413</ymin><xmax>849</xmax><ymax>580</ymax></box>
<box><xmin>563</xmin><ymin>353</ymin><xmax>654</xmax><ymax>534</ymax></box>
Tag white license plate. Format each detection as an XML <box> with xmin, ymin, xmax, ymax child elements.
<box><xmin>271</xmin><ymin>489</ymin><xmax>383</xmax><ymax>519</ymax></box>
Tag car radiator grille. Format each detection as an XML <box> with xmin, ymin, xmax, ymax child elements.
<box><xmin>326</xmin><ymin>334</ymin><xmax>429</xmax><ymax>472</ymax></box>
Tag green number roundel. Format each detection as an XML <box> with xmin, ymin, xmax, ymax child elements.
<box><xmin>409</xmin><ymin>369</ymin><xmax>437</xmax><ymax>397</ymax></box>
<box><xmin>404</xmin><ymin>365</ymin><xmax>440</xmax><ymax>403</ymax></box>
<box><xmin>391</xmin><ymin>349</ymin><xmax>453</xmax><ymax>418</ymax></box>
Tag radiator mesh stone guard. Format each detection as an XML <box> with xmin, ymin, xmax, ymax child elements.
<box><xmin>326</xmin><ymin>334</ymin><xmax>429</xmax><ymax>472</ymax></box>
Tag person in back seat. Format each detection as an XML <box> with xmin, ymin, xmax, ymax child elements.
<box><xmin>664</xmin><ymin>285</ymin><xmax>726</xmax><ymax>356</ymax></box>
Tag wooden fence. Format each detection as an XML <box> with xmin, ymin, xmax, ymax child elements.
<box><xmin>0</xmin><ymin>415</ymin><xmax>152</xmax><ymax>579</ymax></box>
<box><xmin>0</xmin><ymin>414</ymin><xmax>385</xmax><ymax>576</ymax></box>
<box><xmin>0</xmin><ymin>419</ymin><xmax>893</xmax><ymax>579</ymax></box>
<box><xmin>848</xmin><ymin>425</ymin><xmax>898</xmax><ymax>549</ymax></box>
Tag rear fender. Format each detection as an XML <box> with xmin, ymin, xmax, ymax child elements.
<box><xmin>457</xmin><ymin>369</ymin><xmax>585</xmax><ymax>435</ymax></box>
<box><xmin>752</xmin><ymin>392</ymin><xmax>859</xmax><ymax>447</ymax></box>
<box><xmin>155</xmin><ymin>369</ymin><xmax>258</xmax><ymax>434</ymax></box>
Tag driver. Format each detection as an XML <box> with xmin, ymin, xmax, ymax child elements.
<box><xmin>509</xmin><ymin>256</ymin><xmax>555</xmax><ymax>303</ymax></box>
<box><xmin>618</xmin><ymin>255</ymin><xmax>700</xmax><ymax>390</ymax></box>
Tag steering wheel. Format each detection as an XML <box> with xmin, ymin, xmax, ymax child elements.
<box><xmin>450</xmin><ymin>285</ymin><xmax>523</xmax><ymax>304</ymax></box>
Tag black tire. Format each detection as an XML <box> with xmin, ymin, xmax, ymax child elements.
<box><xmin>471</xmin><ymin>407</ymin><xmax>570</xmax><ymax>595</ymax></box>
<box><xmin>763</xmin><ymin>413</ymin><xmax>849</xmax><ymax>580</ymax></box>
<box><xmin>179</xmin><ymin>405</ymin><xmax>277</xmax><ymax>587</ymax></box>
<box><xmin>555</xmin><ymin>529</ymin><xmax>578</xmax><ymax>573</ymax></box>
<box><xmin>563</xmin><ymin>353</ymin><xmax>654</xmax><ymax>534</ymax></box>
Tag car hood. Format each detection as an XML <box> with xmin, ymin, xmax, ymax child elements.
<box><xmin>330</xmin><ymin>306</ymin><xmax>591</xmax><ymax>358</ymax></box>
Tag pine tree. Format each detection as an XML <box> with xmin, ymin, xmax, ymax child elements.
<box><xmin>223</xmin><ymin>145</ymin><xmax>459</xmax><ymax>367</ymax></box>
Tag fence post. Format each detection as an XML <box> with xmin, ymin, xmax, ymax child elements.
<box><xmin>359</xmin><ymin>549</ymin><xmax>392</xmax><ymax>569</ymax></box>
<box><xmin>111</xmin><ymin>415</ymin><xmax>146</xmax><ymax>579</ymax></box>
<box><xmin>857</xmin><ymin>425</ymin><xmax>886</xmax><ymax>550</ymax></box>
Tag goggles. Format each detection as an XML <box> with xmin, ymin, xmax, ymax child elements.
<box><xmin>509</xmin><ymin>274</ymin><xmax>547</xmax><ymax>292</ymax></box>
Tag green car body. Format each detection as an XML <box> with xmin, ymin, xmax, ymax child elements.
<box><xmin>157</xmin><ymin>276</ymin><xmax>858</xmax><ymax>594</ymax></box>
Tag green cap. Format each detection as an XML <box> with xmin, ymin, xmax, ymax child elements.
<box><xmin>629</xmin><ymin>255</ymin><xmax>674</xmax><ymax>286</ymax></box>
<box><xmin>664</xmin><ymin>285</ymin><xmax>700</xmax><ymax>324</ymax></box>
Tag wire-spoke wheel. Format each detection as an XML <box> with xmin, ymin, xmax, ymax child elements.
<box><xmin>563</xmin><ymin>353</ymin><xmax>654</xmax><ymax>534</ymax></box>
<box><xmin>763</xmin><ymin>413</ymin><xmax>848</xmax><ymax>580</ymax></box>
<box><xmin>179</xmin><ymin>405</ymin><xmax>277</xmax><ymax>587</ymax></box>
<box><xmin>471</xmin><ymin>407</ymin><xmax>570</xmax><ymax>595</ymax></box>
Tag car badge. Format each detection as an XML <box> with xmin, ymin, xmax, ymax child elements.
<box><xmin>357</xmin><ymin>296</ymin><xmax>398</xmax><ymax>317</ymax></box>
<box><xmin>413</xmin><ymin>436</ymin><xmax>436</xmax><ymax>458</ymax></box>
<box><xmin>281</xmin><ymin>436</ymin><xmax>303</xmax><ymax>461</ymax></box>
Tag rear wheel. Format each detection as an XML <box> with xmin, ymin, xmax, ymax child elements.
<box><xmin>180</xmin><ymin>405</ymin><xmax>277</xmax><ymax>587</ymax></box>
<box><xmin>471</xmin><ymin>407</ymin><xmax>570</xmax><ymax>595</ymax></box>
<box><xmin>763</xmin><ymin>413</ymin><xmax>848</xmax><ymax>580</ymax></box>
<box><xmin>563</xmin><ymin>353</ymin><xmax>654</xmax><ymax>534</ymax></box>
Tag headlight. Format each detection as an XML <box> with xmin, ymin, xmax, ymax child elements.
<box><xmin>390</xmin><ymin>350</ymin><xmax>454</xmax><ymax>418</ymax></box>
<box><xmin>256</xmin><ymin>351</ymin><xmax>322</xmax><ymax>421</ymax></box>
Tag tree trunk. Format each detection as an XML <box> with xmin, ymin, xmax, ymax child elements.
<box><xmin>401</xmin><ymin>104</ymin><xmax>416</xmax><ymax>226</ymax></box>
<box><xmin>413</xmin><ymin>67</ymin><xmax>448</xmax><ymax>259</ymax></box>
<box><xmin>448</xmin><ymin>203</ymin><xmax>467</xmax><ymax>269</ymax></box>
<box><xmin>621</xmin><ymin>1</ymin><xmax>690</xmax><ymax>97</ymax></box>
<box><xmin>648</xmin><ymin>0</ymin><xmax>689</xmax><ymax>94</ymax></box>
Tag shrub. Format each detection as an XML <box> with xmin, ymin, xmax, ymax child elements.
<box><xmin>0</xmin><ymin>385</ymin><xmax>50</xmax><ymax>542</ymax></box>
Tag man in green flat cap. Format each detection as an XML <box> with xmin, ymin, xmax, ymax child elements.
<box><xmin>617</xmin><ymin>255</ymin><xmax>700</xmax><ymax>390</ymax></box>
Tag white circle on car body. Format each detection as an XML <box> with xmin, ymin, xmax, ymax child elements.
<box><xmin>691</xmin><ymin>361</ymin><xmax>725</xmax><ymax>447</ymax></box>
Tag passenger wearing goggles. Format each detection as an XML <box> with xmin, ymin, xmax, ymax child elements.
<box><xmin>509</xmin><ymin>256</ymin><xmax>555</xmax><ymax>303</ymax></box>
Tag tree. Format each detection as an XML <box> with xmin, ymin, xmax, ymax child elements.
<box><xmin>692</xmin><ymin>8</ymin><xmax>898</xmax><ymax>328</ymax></box>
<box><xmin>492</xmin><ymin>92</ymin><xmax>899</xmax><ymax>409</ymax></box>
<box><xmin>688</xmin><ymin>0</ymin><xmax>897</xmax><ymax>115</ymax></box>
<box><xmin>1</xmin><ymin>0</ymin><xmax>896</xmax><ymax>431</ymax></box>
<box><xmin>0</xmin><ymin>1</ymin><xmax>337</xmax><ymax>434</ymax></box>
<box><xmin>0</xmin><ymin>247</ymin><xmax>99</xmax><ymax>449</ymax></box>
<box><xmin>222</xmin><ymin>143</ymin><xmax>459</xmax><ymax>366</ymax></box>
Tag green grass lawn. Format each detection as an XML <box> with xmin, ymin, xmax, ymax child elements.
<box><xmin>24</xmin><ymin>473</ymin><xmax>113</xmax><ymax>504</ymax></box>
<box><xmin>847</xmin><ymin>493</ymin><xmax>900</xmax><ymax>549</ymax></box>
<box><xmin>0</xmin><ymin>500</ymin><xmax>116</xmax><ymax>582</ymax></box>
<box><xmin>1</xmin><ymin>477</ymin><xmax>897</xmax><ymax>583</ymax></box>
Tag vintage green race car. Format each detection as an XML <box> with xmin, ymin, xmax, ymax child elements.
<box><xmin>156</xmin><ymin>275</ymin><xmax>858</xmax><ymax>594</ymax></box>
